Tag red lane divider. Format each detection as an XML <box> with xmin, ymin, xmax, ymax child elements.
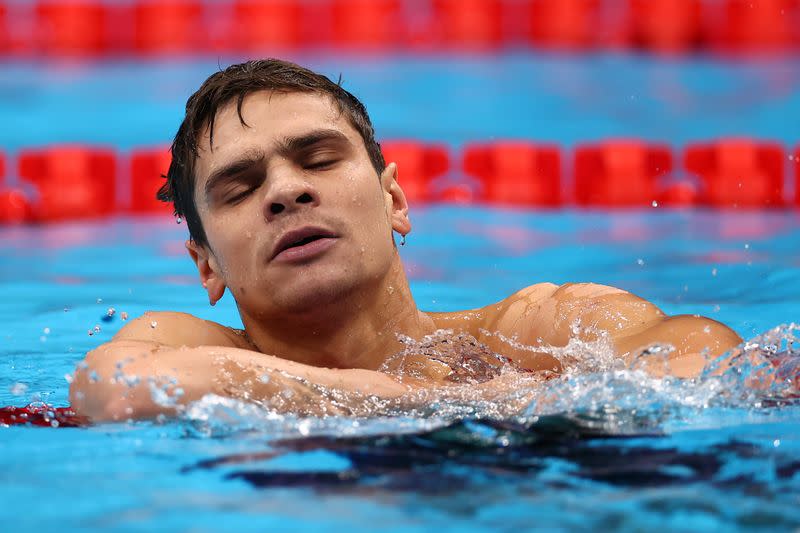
<box><xmin>432</xmin><ymin>0</ymin><xmax>504</xmax><ymax>50</ymax></box>
<box><xmin>232</xmin><ymin>0</ymin><xmax>302</xmax><ymax>52</ymax></box>
<box><xmin>333</xmin><ymin>0</ymin><xmax>401</xmax><ymax>50</ymax></box>
<box><xmin>712</xmin><ymin>0</ymin><xmax>800</xmax><ymax>53</ymax></box>
<box><xmin>685</xmin><ymin>139</ymin><xmax>785</xmax><ymax>208</ymax></box>
<box><xmin>575</xmin><ymin>140</ymin><xmax>672</xmax><ymax>207</ymax></box>
<box><xmin>2</xmin><ymin>139</ymin><xmax>800</xmax><ymax>225</ymax></box>
<box><xmin>795</xmin><ymin>145</ymin><xmax>799</xmax><ymax>206</ymax></box>
<box><xmin>528</xmin><ymin>0</ymin><xmax>602</xmax><ymax>50</ymax></box>
<box><xmin>381</xmin><ymin>141</ymin><xmax>450</xmax><ymax>203</ymax></box>
<box><xmin>621</xmin><ymin>0</ymin><xmax>704</xmax><ymax>54</ymax></box>
<box><xmin>657</xmin><ymin>180</ymin><xmax>699</xmax><ymax>208</ymax></box>
<box><xmin>134</xmin><ymin>0</ymin><xmax>205</xmax><ymax>55</ymax></box>
<box><xmin>2</xmin><ymin>0</ymin><xmax>800</xmax><ymax>57</ymax></box>
<box><xmin>464</xmin><ymin>141</ymin><xmax>561</xmax><ymax>206</ymax></box>
<box><xmin>0</xmin><ymin>3</ymin><xmax>8</xmax><ymax>53</ymax></box>
<box><xmin>19</xmin><ymin>146</ymin><xmax>117</xmax><ymax>221</ymax></box>
<box><xmin>35</xmin><ymin>0</ymin><xmax>109</xmax><ymax>57</ymax></box>
<box><xmin>0</xmin><ymin>405</ymin><xmax>89</xmax><ymax>427</ymax></box>
<box><xmin>130</xmin><ymin>146</ymin><xmax>173</xmax><ymax>214</ymax></box>
<box><xmin>0</xmin><ymin>152</ymin><xmax>32</xmax><ymax>224</ymax></box>
<box><xmin>0</xmin><ymin>189</ymin><xmax>33</xmax><ymax>224</ymax></box>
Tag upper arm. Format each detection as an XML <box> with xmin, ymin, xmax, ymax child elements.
<box><xmin>551</xmin><ymin>283</ymin><xmax>742</xmax><ymax>375</ymax></box>
<box><xmin>490</xmin><ymin>282</ymin><xmax>741</xmax><ymax>375</ymax></box>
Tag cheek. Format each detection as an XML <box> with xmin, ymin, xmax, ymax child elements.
<box><xmin>205</xmin><ymin>216</ymin><xmax>256</xmax><ymax>277</ymax></box>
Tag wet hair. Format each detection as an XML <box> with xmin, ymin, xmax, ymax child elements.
<box><xmin>157</xmin><ymin>58</ymin><xmax>386</xmax><ymax>247</ymax></box>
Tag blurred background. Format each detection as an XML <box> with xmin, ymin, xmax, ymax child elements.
<box><xmin>0</xmin><ymin>0</ymin><xmax>798</xmax><ymax>221</ymax></box>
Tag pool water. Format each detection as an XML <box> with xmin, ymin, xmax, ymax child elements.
<box><xmin>2</xmin><ymin>208</ymin><xmax>800</xmax><ymax>531</ymax></box>
<box><xmin>1</xmin><ymin>55</ymin><xmax>800</xmax><ymax>531</ymax></box>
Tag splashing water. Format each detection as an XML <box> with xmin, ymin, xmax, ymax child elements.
<box><xmin>141</xmin><ymin>325</ymin><xmax>800</xmax><ymax>440</ymax></box>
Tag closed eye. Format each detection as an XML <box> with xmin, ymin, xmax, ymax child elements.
<box><xmin>304</xmin><ymin>159</ymin><xmax>339</xmax><ymax>171</ymax></box>
<box><xmin>224</xmin><ymin>186</ymin><xmax>256</xmax><ymax>205</ymax></box>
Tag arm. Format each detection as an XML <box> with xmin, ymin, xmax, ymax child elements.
<box><xmin>492</xmin><ymin>283</ymin><xmax>742</xmax><ymax>378</ymax></box>
<box><xmin>69</xmin><ymin>312</ymin><xmax>411</xmax><ymax>422</ymax></box>
<box><xmin>551</xmin><ymin>283</ymin><xmax>743</xmax><ymax>377</ymax></box>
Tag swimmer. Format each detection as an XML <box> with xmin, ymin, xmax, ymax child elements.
<box><xmin>69</xmin><ymin>59</ymin><xmax>742</xmax><ymax>421</ymax></box>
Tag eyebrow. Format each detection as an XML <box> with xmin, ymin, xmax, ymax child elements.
<box><xmin>277</xmin><ymin>128</ymin><xmax>351</xmax><ymax>156</ymax></box>
<box><xmin>203</xmin><ymin>149</ymin><xmax>266</xmax><ymax>200</ymax></box>
<box><xmin>203</xmin><ymin>129</ymin><xmax>352</xmax><ymax>201</ymax></box>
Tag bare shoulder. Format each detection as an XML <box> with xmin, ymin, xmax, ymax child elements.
<box><xmin>547</xmin><ymin>282</ymin><xmax>665</xmax><ymax>335</ymax></box>
<box><xmin>112</xmin><ymin>311</ymin><xmax>251</xmax><ymax>349</ymax></box>
<box><xmin>486</xmin><ymin>282</ymin><xmax>665</xmax><ymax>346</ymax></box>
<box><xmin>495</xmin><ymin>281</ymin><xmax>654</xmax><ymax>320</ymax></box>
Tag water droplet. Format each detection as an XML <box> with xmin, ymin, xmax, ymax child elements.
<box><xmin>150</xmin><ymin>321</ymin><xmax>158</xmax><ymax>329</ymax></box>
<box><xmin>773</xmin><ymin>439</ymin><xmax>781</xmax><ymax>447</ymax></box>
<box><xmin>89</xmin><ymin>371</ymin><xmax>99</xmax><ymax>383</ymax></box>
<box><xmin>636</xmin><ymin>258</ymin><xmax>645</xmax><ymax>266</ymax></box>
<box><xmin>703</xmin><ymin>326</ymin><xmax>711</xmax><ymax>334</ymax></box>
<box><xmin>106</xmin><ymin>307</ymin><xmax>116</xmax><ymax>317</ymax></box>
<box><xmin>93</xmin><ymin>325</ymin><xmax>101</xmax><ymax>333</ymax></box>
<box><xmin>711</xmin><ymin>268</ymin><xmax>717</xmax><ymax>277</ymax></box>
<box><xmin>50</xmin><ymin>420</ymin><xmax>59</xmax><ymax>428</ymax></box>
<box><xmin>64</xmin><ymin>373</ymin><xmax>74</xmax><ymax>384</ymax></box>
<box><xmin>121</xmin><ymin>312</ymin><xmax>129</xmax><ymax>321</ymax></box>
<box><xmin>258</xmin><ymin>374</ymin><xmax>271</xmax><ymax>384</ymax></box>
<box><xmin>63</xmin><ymin>307</ymin><xmax>70</xmax><ymax>313</ymax></box>
<box><xmin>96</xmin><ymin>298</ymin><xmax>103</xmax><ymax>304</ymax></box>
<box><xmin>43</xmin><ymin>327</ymin><xmax>50</xmax><ymax>335</ymax></box>
<box><xmin>651</xmin><ymin>200</ymin><xmax>658</xmax><ymax>208</ymax></box>
<box><xmin>176</xmin><ymin>216</ymin><xmax>182</xmax><ymax>224</ymax></box>
<box><xmin>9</xmin><ymin>382</ymin><xmax>28</xmax><ymax>396</ymax></box>
<box><xmin>713</xmin><ymin>304</ymin><xmax>721</xmax><ymax>313</ymax></box>
<box><xmin>87</xmin><ymin>330</ymin><xmax>94</xmax><ymax>336</ymax></box>
<box><xmin>744</xmin><ymin>243</ymin><xmax>750</xmax><ymax>249</ymax></box>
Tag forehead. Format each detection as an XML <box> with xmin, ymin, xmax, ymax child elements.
<box><xmin>193</xmin><ymin>91</ymin><xmax>358</xmax><ymax>189</ymax></box>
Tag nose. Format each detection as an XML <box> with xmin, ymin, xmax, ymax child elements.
<box><xmin>262</xmin><ymin>169</ymin><xmax>320</xmax><ymax>221</ymax></box>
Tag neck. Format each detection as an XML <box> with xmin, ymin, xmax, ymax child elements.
<box><xmin>240</xmin><ymin>255</ymin><xmax>437</xmax><ymax>370</ymax></box>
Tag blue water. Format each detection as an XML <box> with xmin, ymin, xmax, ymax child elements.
<box><xmin>1</xmin><ymin>55</ymin><xmax>800</xmax><ymax>531</ymax></box>
<box><xmin>1</xmin><ymin>54</ymin><xmax>800</xmax><ymax>152</ymax></box>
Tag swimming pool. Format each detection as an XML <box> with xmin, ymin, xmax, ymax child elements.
<box><xmin>2</xmin><ymin>54</ymin><xmax>800</xmax><ymax>530</ymax></box>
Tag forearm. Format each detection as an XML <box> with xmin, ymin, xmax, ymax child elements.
<box><xmin>69</xmin><ymin>341</ymin><xmax>410</xmax><ymax>421</ymax></box>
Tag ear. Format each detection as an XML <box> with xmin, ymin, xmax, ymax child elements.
<box><xmin>381</xmin><ymin>162</ymin><xmax>412</xmax><ymax>237</ymax></box>
<box><xmin>186</xmin><ymin>240</ymin><xmax>226</xmax><ymax>306</ymax></box>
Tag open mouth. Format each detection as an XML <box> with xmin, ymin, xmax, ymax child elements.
<box><xmin>272</xmin><ymin>227</ymin><xmax>338</xmax><ymax>261</ymax></box>
<box><xmin>284</xmin><ymin>234</ymin><xmax>325</xmax><ymax>250</ymax></box>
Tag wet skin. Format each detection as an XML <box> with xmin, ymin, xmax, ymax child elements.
<box><xmin>70</xmin><ymin>92</ymin><xmax>743</xmax><ymax>421</ymax></box>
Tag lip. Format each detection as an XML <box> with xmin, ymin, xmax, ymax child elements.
<box><xmin>271</xmin><ymin>226</ymin><xmax>339</xmax><ymax>263</ymax></box>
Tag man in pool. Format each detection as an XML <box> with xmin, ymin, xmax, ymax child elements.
<box><xmin>70</xmin><ymin>59</ymin><xmax>742</xmax><ymax>421</ymax></box>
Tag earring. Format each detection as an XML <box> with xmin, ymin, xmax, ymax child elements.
<box><xmin>400</xmin><ymin>233</ymin><xmax>406</xmax><ymax>246</ymax></box>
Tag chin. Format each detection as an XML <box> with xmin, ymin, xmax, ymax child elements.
<box><xmin>274</xmin><ymin>274</ymin><xmax>361</xmax><ymax>314</ymax></box>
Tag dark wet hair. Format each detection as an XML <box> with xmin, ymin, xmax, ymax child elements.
<box><xmin>157</xmin><ymin>58</ymin><xmax>386</xmax><ymax>247</ymax></box>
